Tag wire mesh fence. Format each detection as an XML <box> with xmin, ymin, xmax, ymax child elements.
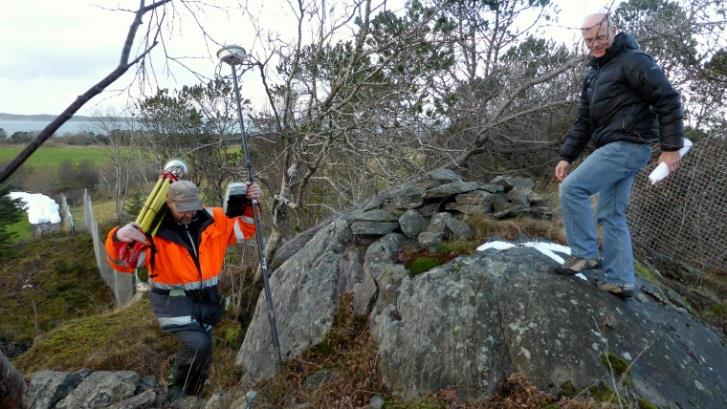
<box><xmin>83</xmin><ymin>189</ymin><xmax>134</xmax><ymax>305</ymax></box>
<box><xmin>629</xmin><ymin>137</ymin><xmax>727</xmax><ymax>275</ymax></box>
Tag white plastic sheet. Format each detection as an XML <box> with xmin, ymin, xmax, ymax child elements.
<box><xmin>7</xmin><ymin>192</ymin><xmax>61</xmax><ymax>224</ymax></box>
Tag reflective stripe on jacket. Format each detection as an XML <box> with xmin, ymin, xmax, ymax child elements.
<box><xmin>150</xmin><ymin>286</ymin><xmax>224</xmax><ymax>332</ymax></box>
<box><xmin>105</xmin><ymin>206</ymin><xmax>255</xmax><ymax>289</ymax></box>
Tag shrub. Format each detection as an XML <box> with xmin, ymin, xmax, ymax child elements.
<box><xmin>0</xmin><ymin>185</ymin><xmax>24</xmax><ymax>254</ymax></box>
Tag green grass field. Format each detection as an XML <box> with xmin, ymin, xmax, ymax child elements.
<box><xmin>0</xmin><ymin>144</ymin><xmax>111</xmax><ymax>168</ymax></box>
<box><xmin>6</xmin><ymin>216</ymin><xmax>31</xmax><ymax>241</ymax></box>
<box><xmin>8</xmin><ymin>198</ymin><xmax>119</xmax><ymax>242</ymax></box>
<box><xmin>1</xmin><ymin>144</ymin><xmax>118</xmax><ymax>240</ymax></box>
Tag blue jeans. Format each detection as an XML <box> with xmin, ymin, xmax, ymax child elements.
<box><xmin>559</xmin><ymin>141</ymin><xmax>651</xmax><ymax>285</ymax></box>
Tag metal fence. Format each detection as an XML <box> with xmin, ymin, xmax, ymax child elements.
<box><xmin>83</xmin><ymin>189</ymin><xmax>134</xmax><ymax>305</ymax></box>
<box><xmin>629</xmin><ymin>137</ymin><xmax>727</xmax><ymax>274</ymax></box>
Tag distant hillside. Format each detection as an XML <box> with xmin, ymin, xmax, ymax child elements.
<box><xmin>0</xmin><ymin>112</ymin><xmax>129</xmax><ymax>122</ymax></box>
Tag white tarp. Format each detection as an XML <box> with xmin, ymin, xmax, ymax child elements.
<box><xmin>7</xmin><ymin>191</ymin><xmax>61</xmax><ymax>224</ymax></box>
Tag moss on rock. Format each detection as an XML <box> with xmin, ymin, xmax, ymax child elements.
<box><xmin>600</xmin><ymin>352</ymin><xmax>630</xmax><ymax>377</ymax></box>
<box><xmin>590</xmin><ymin>381</ymin><xmax>616</xmax><ymax>402</ymax></box>
<box><xmin>638</xmin><ymin>398</ymin><xmax>660</xmax><ymax>409</ymax></box>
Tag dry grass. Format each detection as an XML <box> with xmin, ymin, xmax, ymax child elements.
<box><xmin>465</xmin><ymin>215</ymin><xmax>565</xmax><ymax>244</ymax></box>
<box><xmin>250</xmin><ymin>293</ymin><xmax>387</xmax><ymax>408</ymax></box>
<box><xmin>69</xmin><ymin>198</ymin><xmax>120</xmax><ymax>228</ymax></box>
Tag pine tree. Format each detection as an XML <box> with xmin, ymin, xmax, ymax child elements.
<box><xmin>0</xmin><ymin>185</ymin><xmax>24</xmax><ymax>253</ymax></box>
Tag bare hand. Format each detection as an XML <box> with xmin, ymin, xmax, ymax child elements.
<box><xmin>659</xmin><ymin>150</ymin><xmax>680</xmax><ymax>172</ymax></box>
<box><xmin>116</xmin><ymin>223</ymin><xmax>148</xmax><ymax>244</ymax></box>
<box><xmin>555</xmin><ymin>160</ymin><xmax>570</xmax><ymax>182</ymax></box>
<box><xmin>246</xmin><ymin>182</ymin><xmax>262</xmax><ymax>201</ymax></box>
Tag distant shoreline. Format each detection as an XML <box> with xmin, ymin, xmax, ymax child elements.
<box><xmin>0</xmin><ymin>112</ymin><xmax>129</xmax><ymax>122</ymax></box>
<box><xmin>0</xmin><ymin>117</ymin><xmax>129</xmax><ymax>136</ymax></box>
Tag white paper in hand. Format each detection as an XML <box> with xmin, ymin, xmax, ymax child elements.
<box><xmin>648</xmin><ymin>138</ymin><xmax>693</xmax><ymax>184</ymax></box>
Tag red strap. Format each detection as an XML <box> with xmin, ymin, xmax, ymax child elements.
<box><xmin>118</xmin><ymin>241</ymin><xmax>149</xmax><ymax>267</ymax></box>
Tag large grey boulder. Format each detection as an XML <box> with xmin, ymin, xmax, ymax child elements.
<box><xmin>370</xmin><ymin>245</ymin><xmax>727</xmax><ymax>408</ymax></box>
<box><xmin>236</xmin><ymin>218</ymin><xmax>355</xmax><ymax>382</ymax></box>
<box><xmin>269</xmin><ymin>223</ymin><xmax>326</xmax><ymax>270</ymax></box>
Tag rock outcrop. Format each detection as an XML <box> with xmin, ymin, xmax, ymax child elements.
<box><xmin>236</xmin><ymin>169</ymin><xmax>727</xmax><ymax>409</ymax></box>
<box><xmin>25</xmin><ymin>370</ymin><xmax>166</xmax><ymax>409</ymax></box>
<box><xmin>237</xmin><ymin>170</ymin><xmax>548</xmax><ymax>379</ymax></box>
<box><xmin>371</xmin><ymin>244</ymin><xmax>727</xmax><ymax>408</ymax></box>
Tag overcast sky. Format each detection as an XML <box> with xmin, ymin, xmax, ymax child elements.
<box><xmin>0</xmin><ymin>0</ymin><xmax>623</xmax><ymax>116</ymax></box>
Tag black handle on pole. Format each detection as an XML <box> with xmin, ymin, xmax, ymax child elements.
<box><xmin>230</xmin><ymin>65</ymin><xmax>283</xmax><ymax>363</ymax></box>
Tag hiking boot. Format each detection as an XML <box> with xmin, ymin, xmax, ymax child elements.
<box><xmin>167</xmin><ymin>363</ymin><xmax>190</xmax><ymax>402</ymax></box>
<box><xmin>167</xmin><ymin>385</ymin><xmax>186</xmax><ymax>403</ymax></box>
<box><xmin>595</xmin><ymin>280</ymin><xmax>635</xmax><ymax>298</ymax></box>
<box><xmin>555</xmin><ymin>255</ymin><xmax>601</xmax><ymax>275</ymax></box>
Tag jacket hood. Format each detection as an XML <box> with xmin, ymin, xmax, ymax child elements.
<box><xmin>588</xmin><ymin>32</ymin><xmax>640</xmax><ymax>66</ymax></box>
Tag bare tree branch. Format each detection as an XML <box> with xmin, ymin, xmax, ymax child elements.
<box><xmin>0</xmin><ymin>0</ymin><xmax>171</xmax><ymax>184</ymax></box>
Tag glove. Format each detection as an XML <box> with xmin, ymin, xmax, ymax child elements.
<box><xmin>115</xmin><ymin>223</ymin><xmax>148</xmax><ymax>244</ymax></box>
<box><xmin>246</xmin><ymin>182</ymin><xmax>262</xmax><ymax>201</ymax></box>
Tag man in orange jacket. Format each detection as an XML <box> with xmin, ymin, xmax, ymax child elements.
<box><xmin>105</xmin><ymin>180</ymin><xmax>260</xmax><ymax>399</ymax></box>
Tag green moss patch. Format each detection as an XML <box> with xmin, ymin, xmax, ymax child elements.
<box><xmin>407</xmin><ymin>255</ymin><xmax>445</xmax><ymax>275</ymax></box>
<box><xmin>559</xmin><ymin>380</ymin><xmax>578</xmax><ymax>398</ymax></box>
<box><xmin>590</xmin><ymin>381</ymin><xmax>616</xmax><ymax>402</ymax></box>
<box><xmin>638</xmin><ymin>398</ymin><xmax>660</xmax><ymax>409</ymax></box>
<box><xmin>600</xmin><ymin>352</ymin><xmax>631</xmax><ymax>377</ymax></box>
<box><xmin>15</xmin><ymin>297</ymin><xmax>176</xmax><ymax>380</ymax></box>
<box><xmin>635</xmin><ymin>261</ymin><xmax>661</xmax><ymax>284</ymax></box>
<box><xmin>399</xmin><ymin>240</ymin><xmax>479</xmax><ymax>277</ymax></box>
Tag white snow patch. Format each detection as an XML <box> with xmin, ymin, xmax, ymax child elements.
<box><xmin>477</xmin><ymin>240</ymin><xmax>571</xmax><ymax>264</ymax></box>
<box><xmin>7</xmin><ymin>192</ymin><xmax>61</xmax><ymax>224</ymax></box>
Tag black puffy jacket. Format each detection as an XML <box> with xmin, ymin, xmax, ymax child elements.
<box><xmin>560</xmin><ymin>33</ymin><xmax>684</xmax><ymax>162</ymax></box>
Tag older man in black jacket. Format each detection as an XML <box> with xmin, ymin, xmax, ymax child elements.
<box><xmin>553</xmin><ymin>13</ymin><xmax>684</xmax><ymax>297</ymax></box>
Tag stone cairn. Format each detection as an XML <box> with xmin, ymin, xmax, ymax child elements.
<box><xmin>347</xmin><ymin>168</ymin><xmax>550</xmax><ymax>247</ymax></box>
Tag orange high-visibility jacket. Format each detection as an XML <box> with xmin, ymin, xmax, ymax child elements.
<box><xmin>105</xmin><ymin>206</ymin><xmax>255</xmax><ymax>289</ymax></box>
